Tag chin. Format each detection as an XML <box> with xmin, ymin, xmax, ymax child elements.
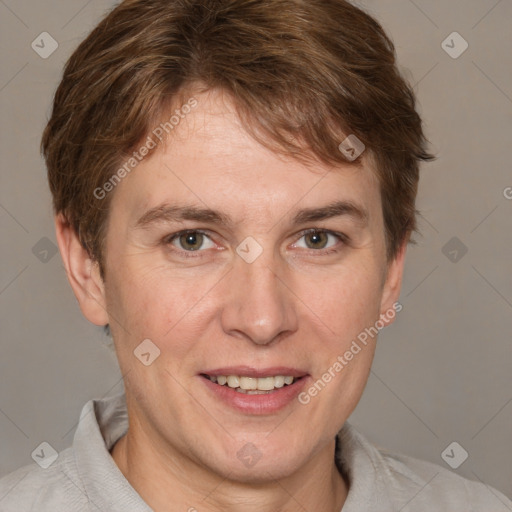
<box><xmin>200</xmin><ymin>438</ymin><xmax>312</xmax><ymax>483</ymax></box>
<box><xmin>220</xmin><ymin>459</ymin><xmax>302</xmax><ymax>484</ymax></box>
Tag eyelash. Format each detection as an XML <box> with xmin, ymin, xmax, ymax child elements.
<box><xmin>162</xmin><ymin>228</ymin><xmax>348</xmax><ymax>259</ymax></box>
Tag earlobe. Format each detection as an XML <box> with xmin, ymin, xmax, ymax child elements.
<box><xmin>379</xmin><ymin>241</ymin><xmax>407</xmax><ymax>326</ymax></box>
<box><xmin>55</xmin><ymin>214</ymin><xmax>109</xmax><ymax>326</ymax></box>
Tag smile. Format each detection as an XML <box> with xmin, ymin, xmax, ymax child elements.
<box><xmin>201</xmin><ymin>374</ymin><xmax>298</xmax><ymax>394</ymax></box>
<box><xmin>199</xmin><ymin>367</ymin><xmax>309</xmax><ymax>414</ymax></box>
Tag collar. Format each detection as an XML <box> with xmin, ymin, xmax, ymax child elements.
<box><xmin>73</xmin><ymin>392</ymin><xmax>394</xmax><ymax>511</ymax></box>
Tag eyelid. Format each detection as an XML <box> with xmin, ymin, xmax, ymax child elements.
<box><xmin>163</xmin><ymin>227</ymin><xmax>348</xmax><ymax>257</ymax></box>
<box><xmin>164</xmin><ymin>229</ymin><xmax>217</xmax><ymax>255</ymax></box>
<box><xmin>291</xmin><ymin>228</ymin><xmax>348</xmax><ymax>250</ymax></box>
<box><xmin>164</xmin><ymin>228</ymin><xmax>211</xmax><ymax>242</ymax></box>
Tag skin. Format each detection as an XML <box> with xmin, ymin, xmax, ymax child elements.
<box><xmin>56</xmin><ymin>88</ymin><xmax>407</xmax><ymax>512</ymax></box>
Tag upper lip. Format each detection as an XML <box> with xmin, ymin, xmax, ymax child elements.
<box><xmin>200</xmin><ymin>366</ymin><xmax>309</xmax><ymax>378</ymax></box>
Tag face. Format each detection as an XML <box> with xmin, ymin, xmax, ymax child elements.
<box><xmin>66</xmin><ymin>88</ymin><xmax>405</xmax><ymax>482</ymax></box>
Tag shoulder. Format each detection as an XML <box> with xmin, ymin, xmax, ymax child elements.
<box><xmin>380</xmin><ymin>448</ymin><xmax>512</xmax><ymax>511</ymax></box>
<box><xmin>337</xmin><ymin>423</ymin><xmax>512</xmax><ymax>511</ymax></box>
<box><xmin>0</xmin><ymin>447</ymin><xmax>89</xmax><ymax>511</ymax></box>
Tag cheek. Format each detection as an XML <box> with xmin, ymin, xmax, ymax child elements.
<box><xmin>295</xmin><ymin>262</ymin><xmax>384</xmax><ymax>344</ymax></box>
<box><xmin>296</xmin><ymin>269</ymin><xmax>382</xmax><ymax>428</ymax></box>
<box><xmin>104</xmin><ymin>261</ymin><xmax>219</xmax><ymax>351</ymax></box>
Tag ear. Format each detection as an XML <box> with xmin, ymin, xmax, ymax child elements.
<box><xmin>55</xmin><ymin>213</ymin><xmax>109</xmax><ymax>326</ymax></box>
<box><xmin>379</xmin><ymin>240</ymin><xmax>407</xmax><ymax>327</ymax></box>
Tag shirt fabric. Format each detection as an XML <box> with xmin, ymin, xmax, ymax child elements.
<box><xmin>0</xmin><ymin>392</ymin><xmax>510</xmax><ymax>511</ymax></box>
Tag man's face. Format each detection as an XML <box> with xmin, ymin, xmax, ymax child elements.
<box><xmin>98</xmin><ymin>89</ymin><xmax>403</xmax><ymax>481</ymax></box>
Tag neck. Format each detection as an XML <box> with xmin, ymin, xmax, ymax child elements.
<box><xmin>111</xmin><ymin>422</ymin><xmax>348</xmax><ymax>512</ymax></box>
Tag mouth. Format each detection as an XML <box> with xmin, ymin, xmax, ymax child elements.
<box><xmin>200</xmin><ymin>373</ymin><xmax>303</xmax><ymax>394</ymax></box>
<box><xmin>199</xmin><ymin>368</ymin><xmax>310</xmax><ymax>414</ymax></box>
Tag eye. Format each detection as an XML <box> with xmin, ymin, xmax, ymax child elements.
<box><xmin>166</xmin><ymin>230</ymin><xmax>216</xmax><ymax>252</ymax></box>
<box><xmin>292</xmin><ymin>229</ymin><xmax>345</xmax><ymax>251</ymax></box>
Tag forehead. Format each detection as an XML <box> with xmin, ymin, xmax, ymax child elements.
<box><xmin>110</xmin><ymin>89</ymin><xmax>381</xmax><ymax>224</ymax></box>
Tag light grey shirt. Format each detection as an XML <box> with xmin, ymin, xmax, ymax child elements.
<box><xmin>1</xmin><ymin>392</ymin><xmax>511</xmax><ymax>511</ymax></box>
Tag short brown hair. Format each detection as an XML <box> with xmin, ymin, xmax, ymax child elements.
<box><xmin>41</xmin><ymin>0</ymin><xmax>434</xmax><ymax>276</ymax></box>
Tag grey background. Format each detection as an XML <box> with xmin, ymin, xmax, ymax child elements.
<box><xmin>1</xmin><ymin>0</ymin><xmax>511</xmax><ymax>502</ymax></box>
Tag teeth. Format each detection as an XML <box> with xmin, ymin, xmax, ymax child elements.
<box><xmin>239</xmin><ymin>377</ymin><xmax>257</xmax><ymax>390</ymax></box>
<box><xmin>256</xmin><ymin>377</ymin><xmax>275</xmax><ymax>391</ymax></box>
<box><xmin>227</xmin><ymin>376</ymin><xmax>240</xmax><ymax>388</ymax></box>
<box><xmin>208</xmin><ymin>374</ymin><xmax>297</xmax><ymax>391</ymax></box>
<box><xmin>273</xmin><ymin>376</ymin><xmax>285</xmax><ymax>388</ymax></box>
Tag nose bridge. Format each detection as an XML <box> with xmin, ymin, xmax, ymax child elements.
<box><xmin>220</xmin><ymin>251</ymin><xmax>297</xmax><ymax>345</ymax></box>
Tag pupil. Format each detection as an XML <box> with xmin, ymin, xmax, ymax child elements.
<box><xmin>307</xmin><ymin>231</ymin><xmax>327</xmax><ymax>249</ymax></box>
<box><xmin>181</xmin><ymin>232</ymin><xmax>203</xmax><ymax>250</ymax></box>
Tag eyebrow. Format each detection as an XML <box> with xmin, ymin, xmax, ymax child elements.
<box><xmin>134</xmin><ymin>200</ymin><xmax>369</xmax><ymax>230</ymax></box>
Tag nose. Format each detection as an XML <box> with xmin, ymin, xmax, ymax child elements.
<box><xmin>220</xmin><ymin>253</ymin><xmax>298</xmax><ymax>346</ymax></box>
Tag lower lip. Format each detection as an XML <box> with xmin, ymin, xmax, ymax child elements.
<box><xmin>200</xmin><ymin>376</ymin><xmax>309</xmax><ymax>415</ymax></box>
